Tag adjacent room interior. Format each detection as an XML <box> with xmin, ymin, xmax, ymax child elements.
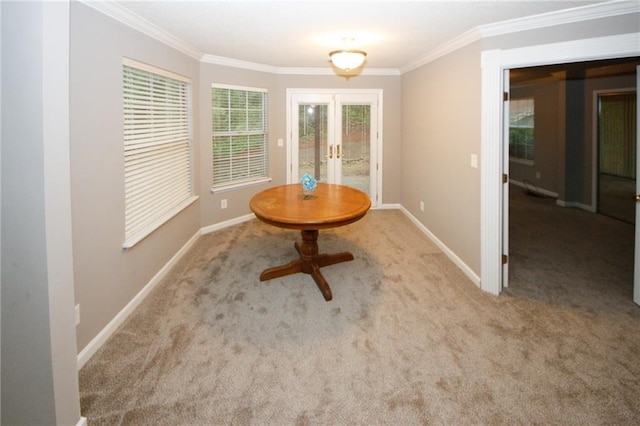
<box><xmin>507</xmin><ymin>58</ymin><xmax>639</xmax><ymax>305</ymax></box>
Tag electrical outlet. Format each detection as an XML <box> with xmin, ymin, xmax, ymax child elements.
<box><xmin>536</xmin><ymin>172</ymin><xmax>541</xmax><ymax>179</ymax></box>
<box><xmin>75</xmin><ymin>304</ymin><xmax>80</xmax><ymax>326</ymax></box>
<box><xmin>221</xmin><ymin>199</ymin><xmax>227</xmax><ymax>209</ymax></box>
<box><xmin>420</xmin><ymin>201</ymin><xmax>424</xmax><ymax>212</ymax></box>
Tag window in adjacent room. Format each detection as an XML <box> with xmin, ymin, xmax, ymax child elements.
<box><xmin>122</xmin><ymin>58</ymin><xmax>197</xmax><ymax>248</ymax></box>
<box><xmin>509</xmin><ymin>98</ymin><xmax>535</xmax><ymax>164</ymax></box>
<box><xmin>212</xmin><ymin>84</ymin><xmax>269</xmax><ymax>191</ymax></box>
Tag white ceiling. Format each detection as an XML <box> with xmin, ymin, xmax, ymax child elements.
<box><xmin>115</xmin><ymin>1</ymin><xmax>609</xmax><ymax>71</ymax></box>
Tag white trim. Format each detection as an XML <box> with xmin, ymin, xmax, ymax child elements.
<box><xmin>402</xmin><ymin>1</ymin><xmax>639</xmax><ymax>74</ymax></box>
<box><xmin>201</xmin><ymin>55</ymin><xmax>401</xmax><ymax>76</ymax></box>
<box><xmin>401</xmin><ymin>27</ymin><xmax>483</xmax><ymax>74</ymax></box>
<box><xmin>399</xmin><ymin>206</ymin><xmax>481</xmax><ymax>287</ymax></box>
<box><xmin>123</xmin><ymin>57</ymin><xmax>190</xmax><ymax>83</ymax></box>
<box><xmin>79</xmin><ymin>0</ymin><xmax>202</xmax><ymax>60</ymax></box>
<box><xmin>380</xmin><ymin>203</ymin><xmax>402</xmax><ymax>210</ymax></box>
<box><xmin>122</xmin><ymin>195</ymin><xmax>199</xmax><ymax>249</ymax></box>
<box><xmin>201</xmin><ymin>54</ymin><xmax>278</xmax><ymax>73</ymax></box>
<box><xmin>479</xmin><ymin>0</ymin><xmax>640</xmax><ymax>39</ymax></box>
<box><xmin>85</xmin><ymin>0</ymin><xmax>637</xmax><ymax>75</ymax></box>
<box><xmin>480</xmin><ymin>49</ymin><xmax>504</xmax><ymax>296</ymax></box>
<box><xmin>481</xmin><ymin>32</ymin><xmax>640</xmax><ymax>297</ymax></box>
<box><xmin>556</xmin><ymin>199</ymin><xmax>595</xmax><ymax>212</ymax></box>
<box><xmin>200</xmin><ymin>213</ymin><xmax>256</xmax><ymax>235</ymax></box>
<box><xmin>211</xmin><ymin>177</ymin><xmax>272</xmax><ymax>194</ymax></box>
<box><xmin>77</xmin><ymin>229</ymin><xmax>201</xmax><ymax>369</ymax></box>
<box><xmin>286</xmin><ymin>88</ymin><xmax>383</xmax><ymax>206</ymax></box>
<box><xmin>78</xmin><ymin>213</ymin><xmax>258</xmax><ymax>368</ymax></box>
<box><xmin>211</xmin><ymin>82</ymin><xmax>268</xmax><ymax>93</ymax></box>
<box><xmin>501</xmin><ymin>33</ymin><xmax>640</xmax><ymax>68</ymax></box>
<box><xmin>78</xmin><ymin>203</ymin><xmax>484</xmax><ymax>368</ymax></box>
<box><xmin>510</xmin><ymin>179</ymin><xmax>559</xmax><ymax>199</ymax></box>
<box><xmin>509</xmin><ymin>157</ymin><xmax>534</xmax><ymax>167</ymax></box>
<box><xmin>77</xmin><ymin>417</ymin><xmax>88</xmax><ymax>426</ymax></box>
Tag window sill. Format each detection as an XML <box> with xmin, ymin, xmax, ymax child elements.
<box><xmin>123</xmin><ymin>195</ymin><xmax>199</xmax><ymax>249</ymax></box>
<box><xmin>211</xmin><ymin>177</ymin><xmax>272</xmax><ymax>194</ymax></box>
<box><xmin>509</xmin><ymin>157</ymin><xmax>534</xmax><ymax>167</ymax></box>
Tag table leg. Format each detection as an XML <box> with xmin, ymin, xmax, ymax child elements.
<box><xmin>259</xmin><ymin>229</ymin><xmax>354</xmax><ymax>301</ymax></box>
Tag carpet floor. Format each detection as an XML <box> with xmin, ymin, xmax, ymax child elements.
<box><xmin>79</xmin><ymin>203</ymin><xmax>640</xmax><ymax>425</ymax></box>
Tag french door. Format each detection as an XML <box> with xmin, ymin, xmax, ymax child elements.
<box><xmin>287</xmin><ymin>89</ymin><xmax>381</xmax><ymax>206</ymax></box>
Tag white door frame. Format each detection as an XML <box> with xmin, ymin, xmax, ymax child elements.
<box><xmin>286</xmin><ymin>88</ymin><xmax>383</xmax><ymax>208</ymax></box>
<box><xmin>480</xmin><ymin>33</ymin><xmax>640</xmax><ymax>296</ymax></box>
<box><xmin>635</xmin><ymin>65</ymin><xmax>640</xmax><ymax>306</ymax></box>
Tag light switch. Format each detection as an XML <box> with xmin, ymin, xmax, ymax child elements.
<box><xmin>277</xmin><ymin>138</ymin><xmax>284</xmax><ymax>147</ymax></box>
<box><xmin>470</xmin><ymin>154</ymin><xmax>478</xmax><ymax>169</ymax></box>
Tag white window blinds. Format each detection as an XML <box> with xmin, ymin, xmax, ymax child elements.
<box><xmin>123</xmin><ymin>58</ymin><xmax>194</xmax><ymax>247</ymax></box>
<box><xmin>212</xmin><ymin>85</ymin><xmax>268</xmax><ymax>189</ymax></box>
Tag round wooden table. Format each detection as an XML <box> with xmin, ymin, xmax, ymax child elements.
<box><xmin>250</xmin><ymin>183</ymin><xmax>371</xmax><ymax>301</ymax></box>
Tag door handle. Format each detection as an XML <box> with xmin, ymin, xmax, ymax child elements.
<box><xmin>635</xmin><ymin>195</ymin><xmax>640</xmax><ymax>202</ymax></box>
<box><xmin>336</xmin><ymin>144</ymin><xmax>341</xmax><ymax>159</ymax></box>
<box><xmin>328</xmin><ymin>144</ymin><xmax>333</xmax><ymax>159</ymax></box>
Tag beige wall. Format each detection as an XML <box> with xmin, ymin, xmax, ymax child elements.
<box><xmin>510</xmin><ymin>81</ymin><xmax>562</xmax><ymax>193</ymax></box>
<box><xmin>198</xmin><ymin>68</ymin><xmax>403</xmax><ymax>230</ymax></box>
<box><xmin>401</xmin><ymin>42</ymin><xmax>483</xmax><ymax>275</ymax></box>
<box><xmin>274</xmin><ymin>74</ymin><xmax>403</xmax><ymax>205</ymax></box>
<box><xmin>70</xmin><ymin>2</ymin><xmax>201</xmax><ymax>351</ymax></box>
<box><xmin>198</xmin><ymin>64</ymin><xmax>278</xmax><ymax>226</ymax></box>
<box><xmin>2</xmin><ymin>2</ymin><xmax>81</xmax><ymax>423</ymax></box>
<box><xmin>69</xmin><ymin>2</ymin><xmax>639</xmax><ymax>357</ymax></box>
<box><xmin>399</xmin><ymin>11</ymin><xmax>639</xmax><ymax>280</ymax></box>
<box><xmin>510</xmin><ymin>71</ymin><xmax>637</xmax><ymax>205</ymax></box>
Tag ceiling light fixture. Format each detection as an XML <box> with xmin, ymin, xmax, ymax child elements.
<box><xmin>329</xmin><ymin>49</ymin><xmax>367</xmax><ymax>71</ymax></box>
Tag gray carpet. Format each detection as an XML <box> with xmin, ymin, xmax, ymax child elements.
<box><xmin>79</xmin><ymin>207</ymin><xmax>640</xmax><ymax>425</ymax></box>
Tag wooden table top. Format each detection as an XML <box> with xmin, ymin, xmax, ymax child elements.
<box><xmin>250</xmin><ymin>183</ymin><xmax>371</xmax><ymax>230</ymax></box>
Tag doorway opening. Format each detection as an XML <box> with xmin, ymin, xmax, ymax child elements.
<box><xmin>504</xmin><ymin>58</ymin><xmax>640</xmax><ymax>309</ymax></box>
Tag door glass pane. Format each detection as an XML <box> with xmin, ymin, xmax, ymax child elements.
<box><xmin>341</xmin><ymin>104</ymin><xmax>370</xmax><ymax>194</ymax></box>
<box><xmin>298</xmin><ymin>104</ymin><xmax>328</xmax><ymax>182</ymax></box>
<box><xmin>598</xmin><ymin>93</ymin><xmax>636</xmax><ymax>224</ymax></box>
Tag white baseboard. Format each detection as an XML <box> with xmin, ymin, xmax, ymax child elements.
<box><xmin>77</xmin><ymin>206</ymin><xmax>480</xmax><ymax>368</ymax></box>
<box><xmin>510</xmin><ymin>179</ymin><xmax>558</xmax><ymax>198</ymax></box>
<box><xmin>77</xmin><ymin>416</ymin><xmax>87</xmax><ymax>426</ymax></box>
<box><xmin>77</xmin><ymin>214</ymin><xmax>260</xmax><ymax>368</ymax></box>
<box><xmin>510</xmin><ymin>179</ymin><xmax>595</xmax><ymax>212</ymax></box>
<box><xmin>398</xmin><ymin>206</ymin><xmax>481</xmax><ymax>287</ymax></box>
<box><xmin>380</xmin><ymin>203</ymin><xmax>402</xmax><ymax>210</ymax></box>
<box><xmin>556</xmin><ymin>199</ymin><xmax>595</xmax><ymax>212</ymax></box>
<box><xmin>77</xmin><ymin>229</ymin><xmax>201</xmax><ymax>369</ymax></box>
<box><xmin>201</xmin><ymin>213</ymin><xmax>255</xmax><ymax>235</ymax></box>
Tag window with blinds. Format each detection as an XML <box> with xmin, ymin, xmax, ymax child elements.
<box><xmin>123</xmin><ymin>58</ymin><xmax>196</xmax><ymax>248</ymax></box>
<box><xmin>212</xmin><ymin>84</ymin><xmax>269</xmax><ymax>190</ymax></box>
<box><xmin>509</xmin><ymin>98</ymin><xmax>535</xmax><ymax>163</ymax></box>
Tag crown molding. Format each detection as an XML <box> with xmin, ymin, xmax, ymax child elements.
<box><xmin>84</xmin><ymin>0</ymin><xmax>638</xmax><ymax>76</ymax></box>
<box><xmin>401</xmin><ymin>27</ymin><xmax>483</xmax><ymax>74</ymax></box>
<box><xmin>200</xmin><ymin>54</ymin><xmax>279</xmax><ymax>73</ymax></box>
<box><xmin>201</xmin><ymin>55</ymin><xmax>401</xmax><ymax>76</ymax></box>
<box><xmin>400</xmin><ymin>0</ymin><xmax>639</xmax><ymax>75</ymax></box>
<box><xmin>79</xmin><ymin>0</ymin><xmax>203</xmax><ymax>60</ymax></box>
<box><xmin>275</xmin><ymin>67</ymin><xmax>400</xmax><ymax>76</ymax></box>
<box><xmin>478</xmin><ymin>0</ymin><xmax>640</xmax><ymax>38</ymax></box>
